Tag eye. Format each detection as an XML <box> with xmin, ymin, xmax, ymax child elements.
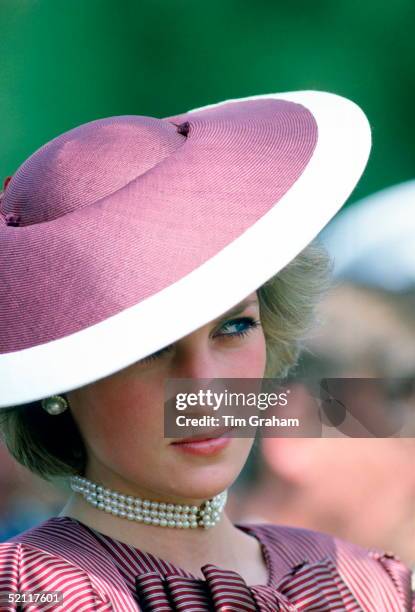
<box><xmin>139</xmin><ymin>345</ymin><xmax>173</xmax><ymax>364</ymax></box>
<box><xmin>214</xmin><ymin>316</ymin><xmax>261</xmax><ymax>339</ymax></box>
<box><xmin>137</xmin><ymin>316</ymin><xmax>261</xmax><ymax>364</ymax></box>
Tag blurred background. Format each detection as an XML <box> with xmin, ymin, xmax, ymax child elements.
<box><xmin>1</xmin><ymin>0</ymin><xmax>415</xmax><ymax>566</ymax></box>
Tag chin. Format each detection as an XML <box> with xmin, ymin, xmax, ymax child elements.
<box><xmin>159</xmin><ymin>439</ymin><xmax>253</xmax><ymax>501</ymax></box>
<box><xmin>158</xmin><ymin>463</ymin><xmax>243</xmax><ymax>503</ymax></box>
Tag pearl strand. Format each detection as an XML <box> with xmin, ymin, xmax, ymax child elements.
<box><xmin>70</xmin><ymin>475</ymin><xmax>227</xmax><ymax>529</ymax></box>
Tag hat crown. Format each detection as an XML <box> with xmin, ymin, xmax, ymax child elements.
<box><xmin>1</xmin><ymin>115</ymin><xmax>185</xmax><ymax>226</ymax></box>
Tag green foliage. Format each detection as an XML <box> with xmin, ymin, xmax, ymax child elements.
<box><xmin>0</xmin><ymin>0</ymin><xmax>414</xmax><ymax>202</ymax></box>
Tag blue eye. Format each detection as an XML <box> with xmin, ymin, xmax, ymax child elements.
<box><xmin>138</xmin><ymin>317</ymin><xmax>261</xmax><ymax>364</ymax></box>
<box><xmin>216</xmin><ymin>317</ymin><xmax>261</xmax><ymax>338</ymax></box>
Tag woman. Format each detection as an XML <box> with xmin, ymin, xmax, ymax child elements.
<box><xmin>0</xmin><ymin>91</ymin><xmax>411</xmax><ymax>611</ymax></box>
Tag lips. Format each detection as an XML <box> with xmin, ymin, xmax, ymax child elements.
<box><xmin>170</xmin><ymin>434</ymin><xmax>233</xmax><ymax>457</ymax></box>
<box><xmin>170</xmin><ymin>425</ymin><xmax>234</xmax><ymax>445</ymax></box>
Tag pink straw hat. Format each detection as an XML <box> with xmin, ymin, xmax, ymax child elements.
<box><xmin>0</xmin><ymin>91</ymin><xmax>371</xmax><ymax>408</ymax></box>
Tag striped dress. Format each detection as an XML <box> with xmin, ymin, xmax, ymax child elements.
<box><xmin>0</xmin><ymin>516</ymin><xmax>412</xmax><ymax>611</ymax></box>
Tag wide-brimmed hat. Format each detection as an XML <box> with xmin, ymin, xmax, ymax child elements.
<box><xmin>0</xmin><ymin>91</ymin><xmax>371</xmax><ymax>408</ymax></box>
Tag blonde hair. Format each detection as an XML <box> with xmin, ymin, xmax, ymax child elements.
<box><xmin>0</xmin><ymin>240</ymin><xmax>332</xmax><ymax>480</ymax></box>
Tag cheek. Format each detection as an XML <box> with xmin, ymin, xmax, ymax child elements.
<box><xmin>71</xmin><ymin>377</ymin><xmax>166</xmax><ymax>460</ymax></box>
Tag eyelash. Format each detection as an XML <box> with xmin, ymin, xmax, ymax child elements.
<box><xmin>140</xmin><ymin>317</ymin><xmax>261</xmax><ymax>363</ymax></box>
<box><xmin>217</xmin><ymin>317</ymin><xmax>261</xmax><ymax>339</ymax></box>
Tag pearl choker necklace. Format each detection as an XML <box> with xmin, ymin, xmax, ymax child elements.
<box><xmin>70</xmin><ymin>475</ymin><xmax>227</xmax><ymax>529</ymax></box>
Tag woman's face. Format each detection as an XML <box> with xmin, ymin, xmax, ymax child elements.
<box><xmin>67</xmin><ymin>292</ymin><xmax>266</xmax><ymax>503</ymax></box>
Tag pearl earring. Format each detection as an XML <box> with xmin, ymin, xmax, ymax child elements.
<box><xmin>42</xmin><ymin>395</ymin><xmax>69</xmax><ymax>415</ymax></box>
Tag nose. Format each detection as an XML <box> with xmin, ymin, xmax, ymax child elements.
<box><xmin>170</xmin><ymin>345</ymin><xmax>221</xmax><ymax>380</ymax></box>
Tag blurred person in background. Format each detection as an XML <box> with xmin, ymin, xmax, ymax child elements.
<box><xmin>229</xmin><ymin>180</ymin><xmax>415</xmax><ymax>570</ymax></box>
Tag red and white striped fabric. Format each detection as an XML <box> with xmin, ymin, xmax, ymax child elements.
<box><xmin>0</xmin><ymin>516</ymin><xmax>412</xmax><ymax>611</ymax></box>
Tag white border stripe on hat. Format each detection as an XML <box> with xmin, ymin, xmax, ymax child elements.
<box><xmin>0</xmin><ymin>91</ymin><xmax>371</xmax><ymax>407</ymax></box>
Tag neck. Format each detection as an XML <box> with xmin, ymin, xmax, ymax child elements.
<box><xmin>58</xmin><ymin>493</ymin><xmax>263</xmax><ymax>581</ymax></box>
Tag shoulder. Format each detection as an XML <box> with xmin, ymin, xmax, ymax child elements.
<box><xmin>0</xmin><ymin>517</ymin><xmax>134</xmax><ymax>611</ymax></box>
<box><xmin>243</xmin><ymin>521</ymin><xmax>408</xmax><ymax>567</ymax></box>
<box><xmin>241</xmin><ymin>522</ymin><xmax>412</xmax><ymax>611</ymax></box>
